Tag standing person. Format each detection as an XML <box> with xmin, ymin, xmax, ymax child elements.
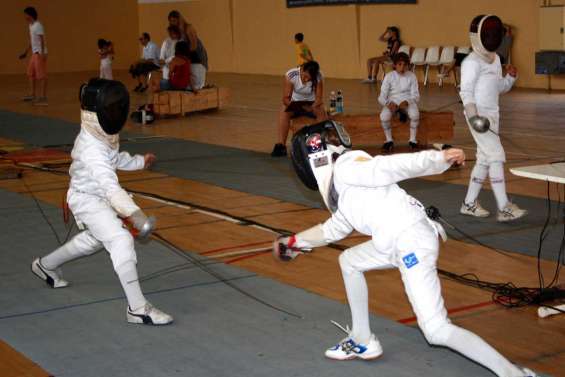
<box><xmin>294</xmin><ymin>33</ymin><xmax>314</xmax><ymax>65</ymax></box>
<box><xmin>18</xmin><ymin>7</ymin><xmax>48</xmax><ymax>106</ymax></box>
<box><xmin>378</xmin><ymin>52</ymin><xmax>420</xmax><ymax>152</ymax></box>
<box><xmin>129</xmin><ymin>32</ymin><xmax>160</xmax><ymax>92</ymax></box>
<box><xmin>271</xmin><ymin>61</ymin><xmax>327</xmax><ymax>157</ymax></box>
<box><xmin>98</xmin><ymin>39</ymin><xmax>114</xmax><ymax>80</ymax></box>
<box><xmin>168</xmin><ymin>10</ymin><xmax>208</xmax><ymax>89</ymax></box>
<box><xmin>459</xmin><ymin>15</ymin><xmax>527</xmax><ymax>222</ymax></box>
<box><xmin>31</xmin><ymin>79</ymin><xmax>173</xmax><ymax>326</ymax></box>
<box><xmin>159</xmin><ymin>26</ymin><xmax>181</xmax><ymax>82</ymax></box>
<box><xmin>363</xmin><ymin>27</ymin><xmax>400</xmax><ymax>84</ymax></box>
<box><xmin>274</xmin><ymin>121</ymin><xmax>537</xmax><ymax>377</ymax></box>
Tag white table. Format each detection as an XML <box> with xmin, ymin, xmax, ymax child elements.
<box><xmin>510</xmin><ymin>162</ymin><xmax>565</xmax><ymax>318</ymax></box>
<box><xmin>510</xmin><ymin>162</ymin><xmax>565</xmax><ymax>184</ymax></box>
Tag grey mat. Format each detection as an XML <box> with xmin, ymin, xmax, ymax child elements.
<box><xmin>0</xmin><ymin>188</ymin><xmax>514</xmax><ymax>377</ymax></box>
<box><xmin>0</xmin><ymin>110</ymin><xmax>562</xmax><ymax>262</ymax></box>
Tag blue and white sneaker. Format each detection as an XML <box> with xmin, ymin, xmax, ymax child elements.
<box><xmin>324</xmin><ymin>321</ymin><xmax>383</xmax><ymax>361</ymax></box>
<box><xmin>520</xmin><ymin>367</ymin><xmax>538</xmax><ymax>377</ymax></box>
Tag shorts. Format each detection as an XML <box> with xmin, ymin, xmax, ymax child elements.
<box><xmin>285</xmin><ymin>101</ymin><xmax>315</xmax><ymax>119</ymax></box>
<box><xmin>129</xmin><ymin>62</ymin><xmax>160</xmax><ymax>78</ymax></box>
<box><xmin>27</xmin><ymin>53</ymin><xmax>47</xmax><ymax>80</ymax></box>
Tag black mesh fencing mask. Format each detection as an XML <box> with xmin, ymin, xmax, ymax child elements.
<box><xmin>79</xmin><ymin>78</ymin><xmax>130</xmax><ymax>135</ymax></box>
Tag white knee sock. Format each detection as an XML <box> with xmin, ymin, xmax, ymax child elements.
<box><xmin>489</xmin><ymin>162</ymin><xmax>509</xmax><ymax>211</ymax></box>
<box><xmin>116</xmin><ymin>262</ymin><xmax>147</xmax><ymax>311</ymax></box>
<box><xmin>382</xmin><ymin>123</ymin><xmax>393</xmax><ymax>142</ymax></box>
<box><xmin>464</xmin><ymin>163</ymin><xmax>489</xmax><ymax>204</ymax></box>
<box><xmin>442</xmin><ymin>325</ymin><xmax>523</xmax><ymax>377</ymax></box>
<box><xmin>409</xmin><ymin>125</ymin><xmax>418</xmax><ymax>143</ymax></box>
<box><xmin>41</xmin><ymin>232</ymin><xmax>100</xmax><ymax>270</ymax></box>
<box><xmin>342</xmin><ymin>269</ymin><xmax>372</xmax><ymax>344</ymax></box>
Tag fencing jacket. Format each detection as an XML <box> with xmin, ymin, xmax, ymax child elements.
<box><xmin>378</xmin><ymin>70</ymin><xmax>420</xmax><ymax>107</ymax></box>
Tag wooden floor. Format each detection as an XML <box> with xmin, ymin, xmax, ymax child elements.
<box><xmin>0</xmin><ymin>70</ymin><xmax>563</xmax><ymax>377</ymax></box>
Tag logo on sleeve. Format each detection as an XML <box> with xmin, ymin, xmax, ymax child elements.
<box><xmin>402</xmin><ymin>253</ymin><xmax>419</xmax><ymax>269</ymax></box>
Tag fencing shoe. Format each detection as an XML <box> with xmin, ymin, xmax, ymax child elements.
<box><xmin>31</xmin><ymin>258</ymin><xmax>69</xmax><ymax>288</ymax></box>
<box><xmin>271</xmin><ymin>143</ymin><xmax>287</xmax><ymax>157</ymax></box>
<box><xmin>520</xmin><ymin>367</ymin><xmax>538</xmax><ymax>377</ymax></box>
<box><xmin>381</xmin><ymin>141</ymin><xmax>394</xmax><ymax>153</ymax></box>
<box><xmin>325</xmin><ymin>333</ymin><xmax>383</xmax><ymax>361</ymax></box>
<box><xmin>460</xmin><ymin>201</ymin><xmax>490</xmax><ymax>218</ymax></box>
<box><xmin>127</xmin><ymin>303</ymin><xmax>173</xmax><ymax>325</ymax></box>
<box><xmin>497</xmin><ymin>202</ymin><xmax>528</xmax><ymax>222</ymax></box>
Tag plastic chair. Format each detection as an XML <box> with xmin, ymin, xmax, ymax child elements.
<box><xmin>398</xmin><ymin>45</ymin><xmax>411</xmax><ymax>57</ymax></box>
<box><xmin>410</xmin><ymin>47</ymin><xmax>427</xmax><ymax>81</ymax></box>
<box><xmin>437</xmin><ymin>46</ymin><xmax>455</xmax><ymax>87</ymax></box>
<box><xmin>423</xmin><ymin>46</ymin><xmax>440</xmax><ymax>86</ymax></box>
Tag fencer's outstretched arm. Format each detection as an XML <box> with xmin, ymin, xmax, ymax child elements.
<box><xmin>377</xmin><ymin>74</ymin><xmax>392</xmax><ymax>107</ymax></box>
<box><xmin>335</xmin><ymin>150</ymin><xmax>451</xmax><ymax>188</ymax></box>
<box><xmin>293</xmin><ymin>210</ymin><xmax>353</xmax><ymax>249</ymax></box>
<box><xmin>116</xmin><ymin>151</ymin><xmax>146</xmax><ymax>171</ymax></box>
<box><xmin>83</xmin><ymin>148</ymin><xmax>140</xmax><ymax>218</ymax></box>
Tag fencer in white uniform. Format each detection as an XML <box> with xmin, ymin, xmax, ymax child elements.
<box><xmin>459</xmin><ymin>14</ymin><xmax>527</xmax><ymax>222</ymax></box>
<box><xmin>378</xmin><ymin>52</ymin><xmax>420</xmax><ymax>151</ymax></box>
<box><xmin>31</xmin><ymin>79</ymin><xmax>173</xmax><ymax>325</ymax></box>
<box><xmin>275</xmin><ymin>121</ymin><xmax>537</xmax><ymax>377</ymax></box>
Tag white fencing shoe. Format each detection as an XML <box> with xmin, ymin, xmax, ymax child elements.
<box><xmin>520</xmin><ymin>367</ymin><xmax>538</xmax><ymax>377</ymax></box>
<box><xmin>31</xmin><ymin>258</ymin><xmax>69</xmax><ymax>288</ymax></box>
<box><xmin>127</xmin><ymin>303</ymin><xmax>173</xmax><ymax>326</ymax></box>
<box><xmin>497</xmin><ymin>202</ymin><xmax>528</xmax><ymax>222</ymax></box>
<box><xmin>325</xmin><ymin>333</ymin><xmax>383</xmax><ymax>361</ymax></box>
<box><xmin>460</xmin><ymin>201</ymin><xmax>490</xmax><ymax>218</ymax></box>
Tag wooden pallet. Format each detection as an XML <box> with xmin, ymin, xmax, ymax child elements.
<box><xmin>290</xmin><ymin>111</ymin><xmax>454</xmax><ymax>146</ymax></box>
<box><xmin>152</xmin><ymin>87</ymin><xmax>230</xmax><ymax>116</ymax></box>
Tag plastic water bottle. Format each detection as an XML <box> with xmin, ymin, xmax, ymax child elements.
<box><xmin>329</xmin><ymin>91</ymin><xmax>337</xmax><ymax>114</ymax></box>
<box><xmin>336</xmin><ymin>90</ymin><xmax>344</xmax><ymax>113</ymax></box>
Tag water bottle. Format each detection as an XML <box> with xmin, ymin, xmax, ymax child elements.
<box><xmin>329</xmin><ymin>91</ymin><xmax>337</xmax><ymax>114</ymax></box>
<box><xmin>336</xmin><ymin>90</ymin><xmax>344</xmax><ymax>113</ymax></box>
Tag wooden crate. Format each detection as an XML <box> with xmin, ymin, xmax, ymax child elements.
<box><xmin>152</xmin><ymin>87</ymin><xmax>231</xmax><ymax>116</ymax></box>
<box><xmin>290</xmin><ymin>111</ymin><xmax>454</xmax><ymax>146</ymax></box>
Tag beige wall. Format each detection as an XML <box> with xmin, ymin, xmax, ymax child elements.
<box><xmin>138</xmin><ymin>0</ymin><xmax>565</xmax><ymax>89</ymax></box>
<box><xmin>0</xmin><ymin>0</ymin><xmax>140</xmax><ymax>74</ymax></box>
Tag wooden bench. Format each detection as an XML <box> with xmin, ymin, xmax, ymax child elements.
<box><xmin>152</xmin><ymin>87</ymin><xmax>230</xmax><ymax>116</ymax></box>
<box><xmin>290</xmin><ymin>111</ymin><xmax>454</xmax><ymax>146</ymax></box>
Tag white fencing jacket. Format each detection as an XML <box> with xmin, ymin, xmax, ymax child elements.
<box><xmin>68</xmin><ymin>111</ymin><xmax>145</xmax><ymax>218</ymax></box>
<box><xmin>297</xmin><ymin>150</ymin><xmax>451</xmax><ymax>252</ymax></box>
<box><xmin>378</xmin><ymin>70</ymin><xmax>420</xmax><ymax>107</ymax></box>
<box><xmin>459</xmin><ymin>52</ymin><xmax>515</xmax><ymax>117</ymax></box>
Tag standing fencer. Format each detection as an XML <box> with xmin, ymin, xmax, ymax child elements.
<box><xmin>459</xmin><ymin>15</ymin><xmax>527</xmax><ymax>222</ymax></box>
<box><xmin>274</xmin><ymin>121</ymin><xmax>536</xmax><ymax>377</ymax></box>
<box><xmin>378</xmin><ymin>52</ymin><xmax>420</xmax><ymax>152</ymax></box>
<box><xmin>31</xmin><ymin>78</ymin><xmax>173</xmax><ymax>325</ymax></box>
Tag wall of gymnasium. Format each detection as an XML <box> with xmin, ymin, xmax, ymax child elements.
<box><xmin>0</xmin><ymin>0</ymin><xmax>140</xmax><ymax>74</ymax></box>
<box><xmin>138</xmin><ymin>0</ymin><xmax>565</xmax><ymax>90</ymax></box>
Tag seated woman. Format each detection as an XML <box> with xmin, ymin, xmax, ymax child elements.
<box><xmin>150</xmin><ymin>41</ymin><xmax>196</xmax><ymax>92</ymax></box>
<box><xmin>363</xmin><ymin>27</ymin><xmax>401</xmax><ymax>84</ymax></box>
<box><xmin>271</xmin><ymin>60</ymin><xmax>327</xmax><ymax>157</ymax></box>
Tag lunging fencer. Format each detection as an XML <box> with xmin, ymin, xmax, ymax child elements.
<box><xmin>378</xmin><ymin>52</ymin><xmax>420</xmax><ymax>152</ymax></box>
<box><xmin>459</xmin><ymin>14</ymin><xmax>527</xmax><ymax>222</ymax></box>
<box><xmin>31</xmin><ymin>78</ymin><xmax>173</xmax><ymax>325</ymax></box>
<box><xmin>274</xmin><ymin>121</ymin><xmax>536</xmax><ymax>377</ymax></box>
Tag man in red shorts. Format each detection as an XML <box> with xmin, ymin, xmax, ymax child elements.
<box><xmin>19</xmin><ymin>7</ymin><xmax>48</xmax><ymax>106</ymax></box>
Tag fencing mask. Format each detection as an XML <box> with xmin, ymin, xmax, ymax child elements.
<box><xmin>79</xmin><ymin>78</ymin><xmax>130</xmax><ymax>135</ymax></box>
<box><xmin>291</xmin><ymin>120</ymin><xmax>351</xmax><ymax>212</ymax></box>
<box><xmin>469</xmin><ymin>15</ymin><xmax>504</xmax><ymax>63</ymax></box>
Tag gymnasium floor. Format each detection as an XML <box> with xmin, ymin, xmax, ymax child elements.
<box><xmin>0</xmin><ymin>71</ymin><xmax>563</xmax><ymax>376</ymax></box>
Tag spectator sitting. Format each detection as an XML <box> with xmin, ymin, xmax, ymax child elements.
<box><xmin>151</xmin><ymin>41</ymin><xmax>197</xmax><ymax>93</ymax></box>
<box><xmin>159</xmin><ymin>25</ymin><xmax>181</xmax><ymax>82</ymax></box>
<box><xmin>294</xmin><ymin>33</ymin><xmax>313</xmax><ymax>65</ymax></box>
<box><xmin>129</xmin><ymin>32</ymin><xmax>160</xmax><ymax>92</ymax></box>
<box><xmin>363</xmin><ymin>26</ymin><xmax>401</xmax><ymax>84</ymax></box>
<box><xmin>98</xmin><ymin>39</ymin><xmax>114</xmax><ymax>80</ymax></box>
<box><xmin>168</xmin><ymin>10</ymin><xmax>208</xmax><ymax>89</ymax></box>
<box><xmin>271</xmin><ymin>61</ymin><xmax>327</xmax><ymax>157</ymax></box>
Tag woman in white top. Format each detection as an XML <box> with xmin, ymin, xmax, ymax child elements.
<box><xmin>272</xmin><ymin>61</ymin><xmax>327</xmax><ymax>157</ymax></box>
<box><xmin>159</xmin><ymin>26</ymin><xmax>181</xmax><ymax>81</ymax></box>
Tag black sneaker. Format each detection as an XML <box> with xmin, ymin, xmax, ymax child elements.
<box><xmin>271</xmin><ymin>143</ymin><xmax>287</xmax><ymax>157</ymax></box>
<box><xmin>382</xmin><ymin>141</ymin><xmax>394</xmax><ymax>153</ymax></box>
<box><xmin>409</xmin><ymin>141</ymin><xmax>419</xmax><ymax>151</ymax></box>
<box><xmin>133</xmin><ymin>83</ymin><xmax>142</xmax><ymax>92</ymax></box>
<box><xmin>139</xmin><ymin>85</ymin><xmax>148</xmax><ymax>93</ymax></box>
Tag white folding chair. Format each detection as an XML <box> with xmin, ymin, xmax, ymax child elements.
<box><xmin>410</xmin><ymin>47</ymin><xmax>427</xmax><ymax>81</ymax></box>
<box><xmin>398</xmin><ymin>45</ymin><xmax>411</xmax><ymax>57</ymax></box>
<box><xmin>437</xmin><ymin>46</ymin><xmax>455</xmax><ymax>87</ymax></box>
<box><xmin>423</xmin><ymin>46</ymin><xmax>440</xmax><ymax>86</ymax></box>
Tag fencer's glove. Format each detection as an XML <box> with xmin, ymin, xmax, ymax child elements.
<box><xmin>464</xmin><ymin>103</ymin><xmax>490</xmax><ymax>133</ymax></box>
<box><xmin>273</xmin><ymin>235</ymin><xmax>311</xmax><ymax>261</ymax></box>
<box><xmin>127</xmin><ymin>210</ymin><xmax>156</xmax><ymax>241</ymax></box>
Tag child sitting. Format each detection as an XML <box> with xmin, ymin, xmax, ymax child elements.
<box><xmin>151</xmin><ymin>41</ymin><xmax>195</xmax><ymax>92</ymax></box>
<box><xmin>378</xmin><ymin>52</ymin><xmax>420</xmax><ymax>152</ymax></box>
